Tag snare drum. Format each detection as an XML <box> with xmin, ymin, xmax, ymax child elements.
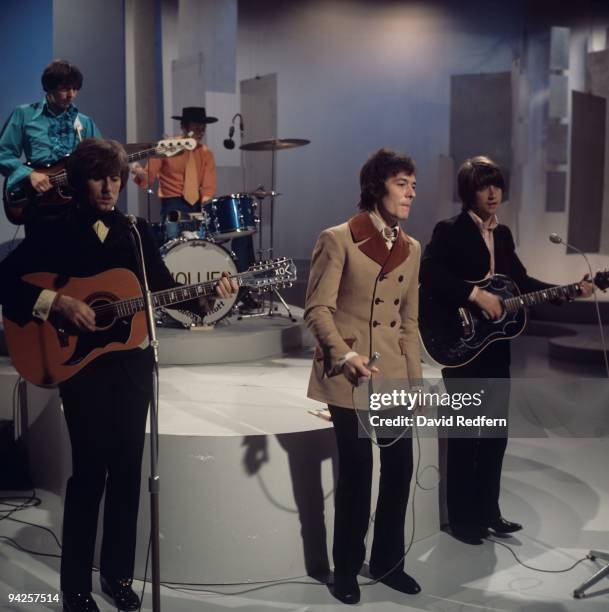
<box><xmin>160</xmin><ymin>239</ymin><xmax>238</xmax><ymax>325</ymax></box>
<box><xmin>203</xmin><ymin>194</ymin><xmax>257</xmax><ymax>241</ymax></box>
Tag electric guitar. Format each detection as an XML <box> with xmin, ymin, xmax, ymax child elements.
<box><xmin>3</xmin><ymin>258</ymin><xmax>297</xmax><ymax>386</ymax></box>
<box><xmin>419</xmin><ymin>271</ymin><xmax>609</xmax><ymax>368</ymax></box>
<box><xmin>3</xmin><ymin>137</ymin><xmax>196</xmax><ymax>225</ymax></box>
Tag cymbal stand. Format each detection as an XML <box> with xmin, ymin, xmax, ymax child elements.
<box><xmin>266</xmin><ymin>149</ymin><xmax>295</xmax><ymax>321</ymax></box>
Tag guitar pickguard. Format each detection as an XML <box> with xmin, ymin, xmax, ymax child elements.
<box><xmin>62</xmin><ymin>314</ymin><xmax>134</xmax><ymax>366</ymax></box>
<box><xmin>419</xmin><ymin>274</ymin><xmax>527</xmax><ymax>368</ymax></box>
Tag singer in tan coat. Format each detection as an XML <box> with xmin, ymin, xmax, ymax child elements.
<box><xmin>304</xmin><ymin>149</ymin><xmax>422</xmax><ymax>604</ymax></box>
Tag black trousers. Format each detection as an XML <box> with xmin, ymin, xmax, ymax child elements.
<box><xmin>59</xmin><ymin>359</ymin><xmax>151</xmax><ymax>592</ymax></box>
<box><xmin>442</xmin><ymin>352</ymin><xmax>511</xmax><ymax>530</ymax></box>
<box><xmin>328</xmin><ymin>405</ymin><xmax>413</xmax><ymax>578</ymax></box>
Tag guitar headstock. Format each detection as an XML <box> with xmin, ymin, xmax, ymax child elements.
<box><xmin>594</xmin><ymin>269</ymin><xmax>609</xmax><ymax>292</ymax></box>
<box><xmin>155</xmin><ymin>137</ymin><xmax>197</xmax><ymax>157</ymax></box>
<box><xmin>243</xmin><ymin>258</ymin><xmax>297</xmax><ymax>293</ymax></box>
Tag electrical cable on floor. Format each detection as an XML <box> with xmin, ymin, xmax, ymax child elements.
<box><xmin>0</xmin><ymin>418</ymin><xmax>441</xmax><ymax>601</ymax></box>
<box><xmin>0</xmin><ymin>535</ymin><xmax>61</xmax><ymax>560</ymax></box>
<box><xmin>486</xmin><ymin>536</ymin><xmax>590</xmax><ymax>574</ymax></box>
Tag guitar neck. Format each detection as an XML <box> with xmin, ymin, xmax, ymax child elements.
<box><xmin>100</xmin><ymin>269</ymin><xmax>267</xmax><ymax>318</ymax></box>
<box><xmin>503</xmin><ymin>282</ymin><xmax>581</xmax><ymax>313</ymax></box>
<box><xmin>126</xmin><ymin>148</ymin><xmax>158</xmax><ymax>163</ymax></box>
<box><xmin>46</xmin><ymin>148</ymin><xmax>158</xmax><ymax>188</ymax></box>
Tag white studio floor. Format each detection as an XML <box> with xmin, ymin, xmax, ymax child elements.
<box><xmin>1</xmin><ymin>338</ymin><xmax>609</xmax><ymax>611</ymax></box>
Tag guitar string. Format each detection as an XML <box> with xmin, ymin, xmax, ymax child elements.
<box><xmin>89</xmin><ymin>266</ymin><xmax>292</xmax><ymax>316</ymax></box>
<box><xmin>47</xmin><ymin>146</ymin><xmax>176</xmax><ymax>185</ymax></box>
<box><xmin>503</xmin><ymin>283</ymin><xmax>579</xmax><ymax>313</ymax></box>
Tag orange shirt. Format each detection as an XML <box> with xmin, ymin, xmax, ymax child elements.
<box><xmin>134</xmin><ymin>144</ymin><xmax>216</xmax><ymax>203</ymax></box>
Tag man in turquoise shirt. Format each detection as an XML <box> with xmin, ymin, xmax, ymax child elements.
<box><xmin>0</xmin><ymin>59</ymin><xmax>100</xmax><ymax>225</ymax></box>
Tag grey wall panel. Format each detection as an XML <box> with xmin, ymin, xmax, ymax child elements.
<box><xmin>53</xmin><ymin>0</ymin><xmax>126</xmax><ymax>210</ymax></box>
<box><xmin>568</xmin><ymin>91</ymin><xmax>606</xmax><ymax>252</ymax></box>
<box><xmin>177</xmin><ymin>0</ymin><xmax>237</xmax><ymax>93</ymax></box>
<box><xmin>171</xmin><ymin>53</ymin><xmax>207</xmax><ymax>118</ymax></box>
<box><xmin>53</xmin><ymin>0</ymin><xmax>125</xmax><ymax>143</ymax></box>
<box><xmin>549</xmin><ymin>74</ymin><xmax>569</xmax><ymax>119</ymax></box>
<box><xmin>546</xmin><ymin>122</ymin><xmax>568</xmax><ymax>165</ymax></box>
<box><xmin>546</xmin><ymin>171</ymin><xmax>567</xmax><ymax>212</ymax></box>
<box><xmin>586</xmin><ymin>49</ymin><xmax>609</xmax><ymax>253</ymax></box>
<box><xmin>449</xmin><ymin>72</ymin><xmax>512</xmax><ymax>200</ymax></box>
<box><xmin>550</xmin><ymin>27</ymin><xmax>570</xmax><ymax>71</ymax></box>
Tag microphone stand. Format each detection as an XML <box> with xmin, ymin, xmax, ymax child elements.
<box><xmin>549</xmin><ymin>234</ymin><xmax>609</xmax><ymax>377</ymax></box>
<box><xmin>128</xmin><ymin>216</ymin><xmax>162</xmax><ymax>612</ymax></box>
<box><xmin>549</xmin><ymin>235</ymin><xmax>609</xmax><ymax>598</ymax></box>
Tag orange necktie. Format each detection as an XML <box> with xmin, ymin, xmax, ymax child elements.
<box><xmin>182</xmin><ymin>151</ymin><xmax>199</xmax><ymax>205</ymax></box>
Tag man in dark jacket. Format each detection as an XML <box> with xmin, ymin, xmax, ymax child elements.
<box><xmin>420</xmin><ymin>155</ymin><xmax>592</xmax><ymax>545</ymax></box>
<box><xmin>0</xmin><ymin>138</ymin><xmax>236</xmax><ymax>612</ymax></box>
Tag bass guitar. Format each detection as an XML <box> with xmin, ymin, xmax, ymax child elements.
<box><xmin>419</xmin><ymin>271</ymin><xmax>609</xmax><ymax>368</ymax></box>
<box><xmin>3</xmin><ymin>137</ymin><xmax>196</xmax><ymax>225</ymax></box>
<box><xmin>3</xmin><ymin>257</ymin><xmax>296</xmax><ymax>386</ymax></box>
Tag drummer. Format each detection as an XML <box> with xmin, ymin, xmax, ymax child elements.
<box><xmin>131</xmin><ymin>106</ymin><xmax>217</xmax><ymax>222</ymax></box>
<box><xmin>132</xmin><ymin>106</ymin><xmax>258</xmax><ymax>312</ymax></box>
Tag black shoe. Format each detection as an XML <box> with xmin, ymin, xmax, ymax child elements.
<box><xmin>332</xmin><ymin>572</ymin><xmax>360</xmax><ymax>604</ymax></box>
<box><xmin>486</xmin><ymin>517</ymin><xmax>523</xmax><ymax>534</ymax></box>
<box><xmin>370</xmin><ymin>568</ymin><xmax>421</xmax><ymax>595</ymax></box>
<box><xmin>450</xmin><ymin>524</ymin><xmax>488</xmax><ymax>545</ymax></box>
<box><xmin>62</xmin><ymin>592</ymin><xmax>100</xmax><ymax>612</ymax></box>
<box><xmin>100</xmin><ymin>575</ymin><xmax>140</xmax><ymax>611</ymax></box>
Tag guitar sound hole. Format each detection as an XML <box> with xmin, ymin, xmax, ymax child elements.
<box><xmin>89</xmin><ymin>297</ymin><xmax>116</xmax><ymax>330</ymax></box>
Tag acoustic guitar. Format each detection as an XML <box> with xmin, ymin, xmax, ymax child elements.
<box><xmin>3</xmin><ymin>258</ymin><xmax>296</xmax><ymax>386</ymax></box>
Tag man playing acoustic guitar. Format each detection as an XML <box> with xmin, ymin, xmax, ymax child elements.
<box><xmin>0</xmin><ymin>138</ymin><xmax>237</xmax><ymax>612</ymax></box>
<box><xmin>419</xmin><ymin>155</ymin><xmax>593</xmax><ymax>546</ymax></box>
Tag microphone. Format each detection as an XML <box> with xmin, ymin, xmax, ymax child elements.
<box><xmin>127</xmin><ymin>214</ymin><xmax>138</xmax><ymax>226</ymax></box>
<box><xmin>223</xmin><ymin>125</ymin><xmax>235</xmax><ymax>149</ymax></box>
<box><xmin>223</xmin><ymin>113</ymin><xmax>244</xmax><ymax>149</ymax></box>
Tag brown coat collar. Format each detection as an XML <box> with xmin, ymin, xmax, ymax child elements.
<box><xmin>348</xmin><ymin>211</ymin><xmax>410</xmax><ymax>274</ymax></box>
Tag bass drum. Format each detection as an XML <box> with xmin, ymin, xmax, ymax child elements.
<box><xmin>160</xmin><ymin>239</ymin><xmax>238</xmax><ymax>326</ymax></box>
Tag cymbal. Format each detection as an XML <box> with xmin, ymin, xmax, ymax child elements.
<box><xmin>247</xmin><ymin>189</ymin><xmax>282</xmax><ymax>199</ymax></box>
<box><xmin>240</xmin><ymin>138</ymin><xmax>310</xmax><ymax>152</ymax></box>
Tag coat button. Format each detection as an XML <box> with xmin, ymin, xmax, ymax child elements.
<box><xmin>390</xmin><ymin>321</ymin><xmax>396</xmax><ymax>327</ymax></box>
<box><xmin>398</xmin><ymin>275</ymin><xmax>404</xmax><ymax>282</ymax></box>
<box><xmin>373</xmin><ymin>321</ymin><xmax>379</xmax><ymax>327</ymax></box>
<box><xmin>375</xmin><ymin>297</ymin><xmax>384</xmax><ymax>305</ymax></box>
<box><xmin>394</xmin><ymin>299</ymin><xmax>399</xmax><ymax>305</ymax></box>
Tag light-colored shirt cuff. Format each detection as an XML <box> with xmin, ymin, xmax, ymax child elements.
<box><xmin>333</xmin><ymin>351</ymin><xmax>358</xmax><ymax>373</ymax></box>
<box><xmin>32</xmin><ymin>289</ymin><xmax>57</xmax><ymax>321</ymax></box>
<box><xmin>468</xmin><ymin>285</ymin><xmax>479</xmax><ymax>302</ymax></box>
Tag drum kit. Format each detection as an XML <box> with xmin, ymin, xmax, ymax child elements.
<box><xmin>148</xmin><ymin>137</ymin><xmax>310</xmax><ymax>328</ymax></box>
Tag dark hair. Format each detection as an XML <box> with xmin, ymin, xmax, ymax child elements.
<box><xmin>67</xmin><ymin>138</ymin><xmax>129</xmax><ymax>196</ymax></box>
<box><xmin>457</xmin><ymin>156</ymin><xmax>505</xmax><ymax>210</ymax></box>
<box><xmin>358</xmin><ymin>148</ymin><xmax>416</xmax><ymax>211</ymax></box>
<box><xmin>41</xmin><ymin>59</ymin><xmax>83</xmax><ymax>92</ymax></box>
